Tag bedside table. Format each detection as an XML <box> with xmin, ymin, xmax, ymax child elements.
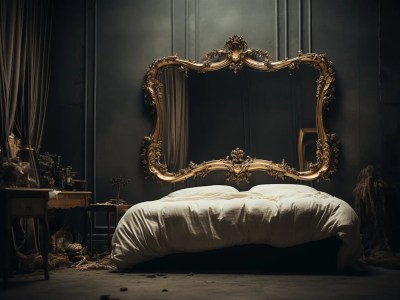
<box><xmin>48</xmin><ymin>191</ymin><xmax>92</xmax><ymax>209</ymax></box>
<box><xmin>86</xmin><ymin>203</ymin><xmax>131</xmax><ymax>252</ymax></box>
<box><xmin>48</xmin><ymin>191</ymin><xmax>92</xmax><ymax>246</ymax></box>
<box><xmin>1</xmin><ymin>188</ymin><xmax>52</xmax><ymax>288</ymax></box>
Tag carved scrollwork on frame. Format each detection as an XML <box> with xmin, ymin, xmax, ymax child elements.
<box><xmin>222</xmin><ymin>148</ymin><xmax>254</xmax><ymax>185</ymax></box>
<box><xmin>142</xmin><ymin>35</ymin><xmax>338</xmax><ymax>184</ymax></box>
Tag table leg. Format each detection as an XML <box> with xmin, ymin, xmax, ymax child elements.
<box><xmin>107</xmin><ymin>210</ymin><xmax>111</xmax><ymax>252</ymax></box>
<box><xmin>87</xmin><ymin>210</ymin><xmax>93</xmax><ymax>253</ymax></box>
<box><xmin>41</xmin><ymin>217</ymin><xmax>50</xmax><ymax>280</ymax></box>
<box><xmin>114</xmin><ymin>208</ymin><xmax>118</xmax><ymax>235</ymax></box>
<box><xmin>83</xmin><ymin>209</ymin><xmax>87</xmax><ymax>249</ymax></box>
<box><xmin>2</xmin><ymin>215</ymin><xmax>9</xmax><ymax>288</ymax></box>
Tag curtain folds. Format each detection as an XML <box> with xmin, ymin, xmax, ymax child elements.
<box><xmin>0</xmin><ymin>0</ymin><xmax>26</xmax><ymax>158</ymax></box>
<box><xmin>161</xmin><ymin>68</ymin><xmax>189</xmax><ymax>172</ymax></box>
<box><xmin>13</xmin><ymin>0</ymin><xmax>53</xmax><ymax>186</ymax></box>
<box><xmin>0</xmin><ymin>0</ymin><xmax>53</xmax><ymax>273</ymax></box>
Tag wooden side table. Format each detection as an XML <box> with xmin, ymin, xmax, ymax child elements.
<box><xmin>48</xmin><ymin>191</ymin><xmax>92</xmax><ymax>246</ymax></box>
<box><xmin>86</xmin><ymin>203</ymin><xmax>131</xmax><ymax>252</ymax></box>
<box><xmin>48</xmin><ymin>191</ymin><xmax>92</xmax><ymax>209</ymax></box>
<box><xmin>0</xmin><ymin>188</ymin><xmax>52</xmax><ymax>288</ymax></box>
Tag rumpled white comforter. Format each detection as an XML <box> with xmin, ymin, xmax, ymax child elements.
<box><xmin>111</xmin><ymin>184</ymin><xmax>363</xmax><ymax>271</ymax></box>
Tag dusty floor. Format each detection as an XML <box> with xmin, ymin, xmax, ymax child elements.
<box><xmin>1</xmin><ymin>266</ymin><xmax>400</xmax><ymax>300</ymax></box>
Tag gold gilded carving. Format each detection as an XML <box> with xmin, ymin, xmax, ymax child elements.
<box><xmin>222</xmin><ymin>148</ymin><xmax>254</xmax><ymax>184</ymax></box>
<box><xmin>142</xmin><ymin>35</ymin><xmax>338</xmax><ymax>183</ymax></box>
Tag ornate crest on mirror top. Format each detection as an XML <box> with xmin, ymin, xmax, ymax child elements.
<box><xmin>142</xmin><ymin>35</ymin><xmax>339</xmax><ymax>184</ymax></box>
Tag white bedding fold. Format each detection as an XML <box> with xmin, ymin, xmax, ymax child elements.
<box><xmin>111</xmin><ymin>184</ymin><xmax>363</xmax><ymax>271</ymax></box>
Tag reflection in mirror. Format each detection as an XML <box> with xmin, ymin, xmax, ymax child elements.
<box><xmin>298</xmin><ymin>128</ymin><xmax>318</xmax><ymax>172</ymax></box>
<box><xmin>158</xmin><ymin>67</ymin><xmax>188</xmax><ymax>173</ymax></box>
<box><xmin>143</xmin><ymin>35</ymin><xmax>338</xmax><ymax>183</ymax></box>
<box><xmin>186</xmin><ymin>65</ymin><xmax>319</xmax><ymax>169</ymax></box>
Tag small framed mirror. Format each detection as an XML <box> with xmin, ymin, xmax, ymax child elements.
<box><xmin>142</xmin><ymin>36</ymin><xmax>338</xmax><ymax>184</ymax></box>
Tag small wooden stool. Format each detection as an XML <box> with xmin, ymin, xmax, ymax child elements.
<box><xmin>85</xmin><ymin>203</ymin><xmax>131</xmax><ymax>252</ymax></box>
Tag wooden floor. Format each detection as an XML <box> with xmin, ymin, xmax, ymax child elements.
<box><xmin>1</xmin><ymin>266</ymin><xmax>400</xmax><ymax>300</ymax></box>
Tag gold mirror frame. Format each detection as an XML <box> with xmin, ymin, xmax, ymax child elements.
<box><xmin>142</xmin><ymin>35</ymin><xmax>338</xmax><ymax>184</ymax></box>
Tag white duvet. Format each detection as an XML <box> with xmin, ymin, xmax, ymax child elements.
<box><xmin>111</xmin><ymin>184</ymin><xmax>363</xmax><ymax>271</ymax></box>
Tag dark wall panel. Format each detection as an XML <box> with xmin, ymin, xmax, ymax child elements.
<box><xmin>311</xmin><ymin>0</ymin><xmax>380</xmax><ymax>203</ymax></box>
<box><xmin>46</xmin><ymin>0</ymin><xmax>389</xmax><ymax>212</ymax></box>
<box><xmin>198</xmin><ymin>0</ymin><xmax>276</xmax><ymax>60</ymax></box>
<box><xmin>380</xmin><ymin>0</ymin><xmax>400</xmax><ymax>249</ymax></box>
<box><xmin>287</xmin><ymin>0</ymin><xmax>300</xmax><ymax>57</ymax></box>
<box><xmin>43</xmin><ymin>0</ymin><xmax>86</xmax><ymax>178</ymax></box>
<box><xmin>94</xmin><ymin>0</ymin><xmax>174</xmax><ymax>202</ymax></box>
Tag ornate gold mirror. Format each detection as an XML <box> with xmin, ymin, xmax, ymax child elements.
<box><xmin>142</xmin><ymin>36</ymin><xmax>338</xmax><ymax>184</ymax></box>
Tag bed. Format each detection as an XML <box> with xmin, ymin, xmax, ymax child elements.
<box><xmin>111</xmin><ymin>36</ymin><xmax>362</xmax><ymax>272</ymax></box>
<box><xmin>111</xmin><ymin>184</ymin><xmax>363</xmax><ymax>271</ymax></box>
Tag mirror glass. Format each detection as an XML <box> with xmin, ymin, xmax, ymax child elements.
<box><xmin>143</xmin><ymin>36</ymin><xmax>337</xmax><ymax>183</ymax></box>
<box><xmin>159</xmin><ymin>65</ymin><xmax>319</xmax><ymax>171</ymax></box>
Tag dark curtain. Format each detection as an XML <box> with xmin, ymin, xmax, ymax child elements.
<box><xmin>14</xmin><ymin>0</ymin><xmax>53</xmax><ymax>186</ymax></box>
<box><xmin>0</xmin><ymin>0</ymin><xmax>25</xmax><ymax>158</ymax></box>
<box><xmin>0</xmin><ymin>0</ymin><xmax>53</xmax><ymax>273</ymax></box>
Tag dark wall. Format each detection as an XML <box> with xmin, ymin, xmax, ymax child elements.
<box><xmin>43</xmin><ymin>0</ymin><xmax>397</xmax><ymax>227</ymax></box>
<box><xmin>311</xmin><ymin>0</ymin><xmax>381</xmax><ymax>202</ymax></box>
<box><xmin>380</xmin><ymin>0</ymin><xmax>400</xmax><ymax>248</ymax></box>
<box><xmin>43</xmin><ymin>0</ymin><xmax>86</xmax><ymax>177</ymax></box>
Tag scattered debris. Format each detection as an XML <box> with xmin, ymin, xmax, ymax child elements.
<box><xmin>73</xmin><ymin>255</ymin><xmax>117</xmax><ymax>271</ymax></box>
